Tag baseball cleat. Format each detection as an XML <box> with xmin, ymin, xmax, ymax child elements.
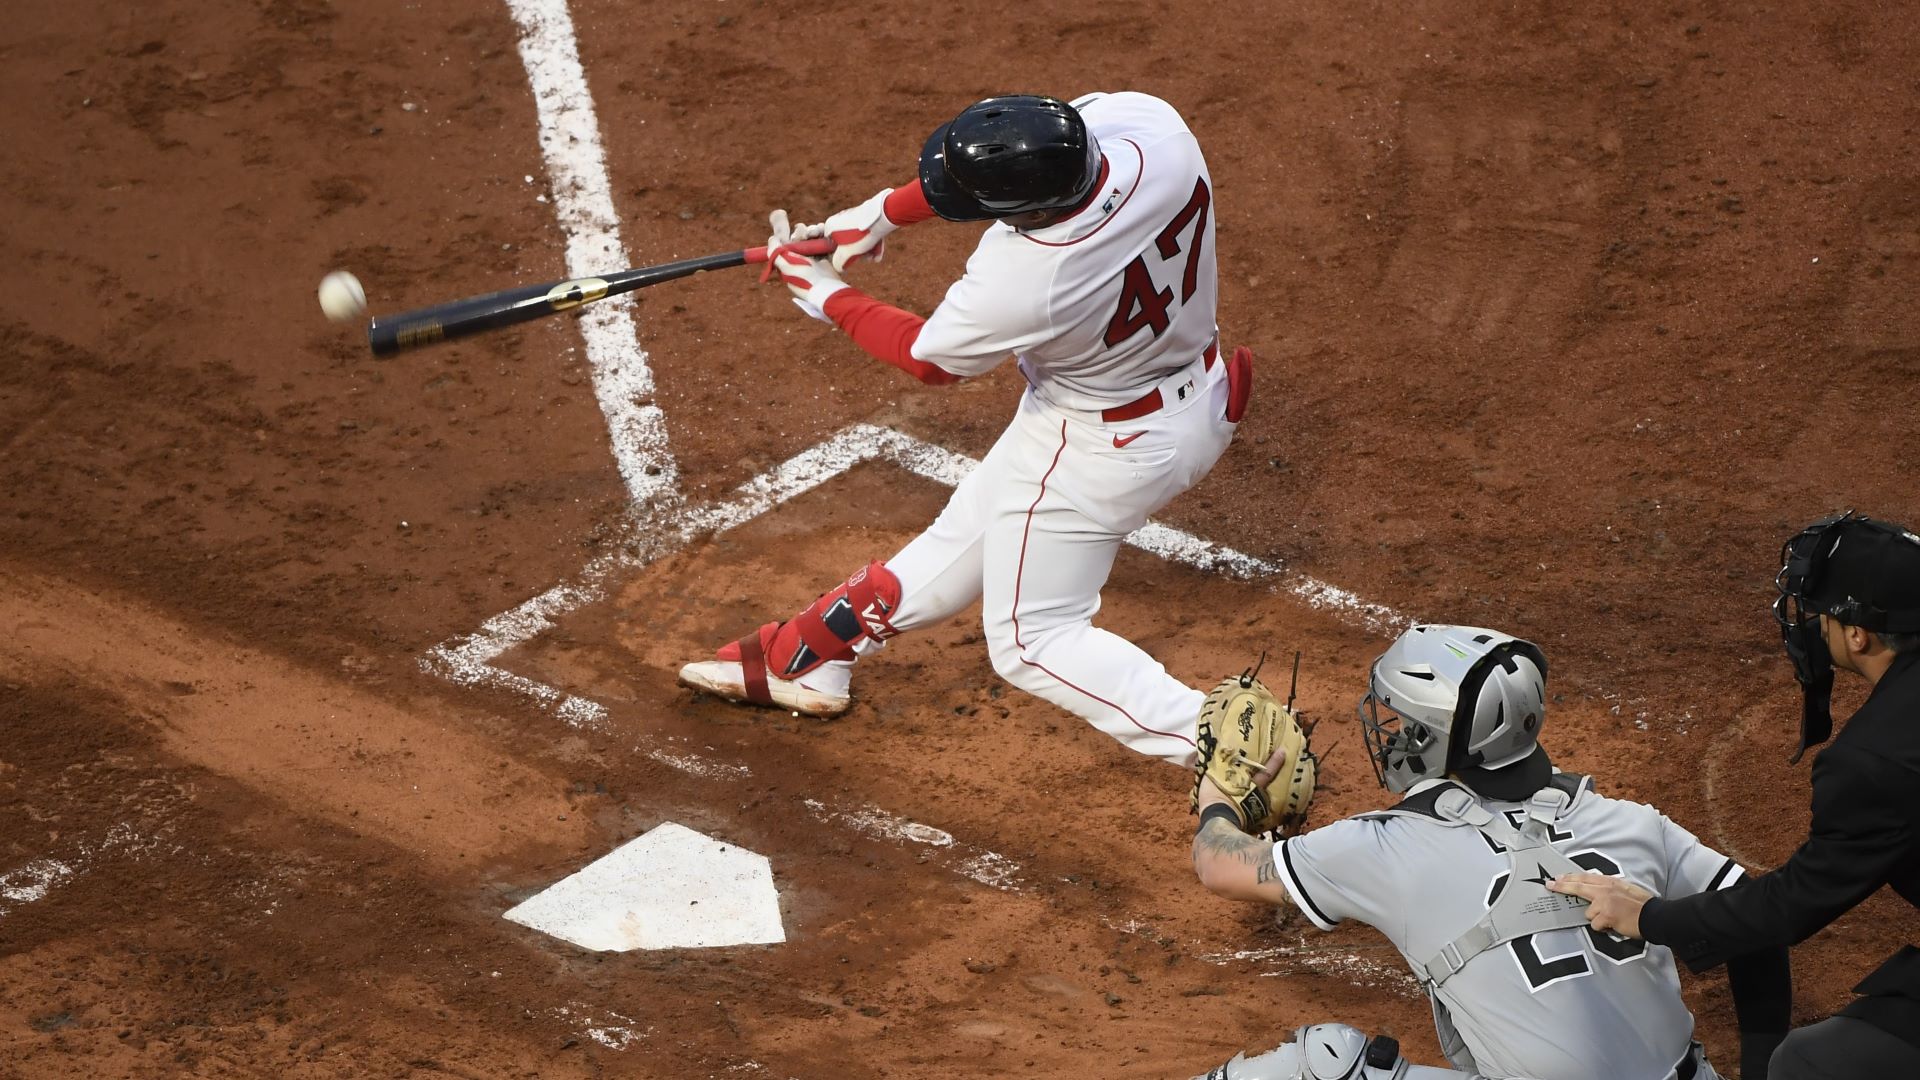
<box><xmin>676</xmin><ymin>660</ymin><xmax>852</xmax><ymax>717</ymax></box>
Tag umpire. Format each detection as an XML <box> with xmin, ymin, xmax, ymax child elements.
<box><xmin>1555</xmin><ymin>511</ymin><xmax>1920</xmax><ymax>1077</ymax></box>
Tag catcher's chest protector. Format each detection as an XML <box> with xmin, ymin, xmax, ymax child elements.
<box><xmin>1373</xmin><ymin>782</ymin><xmax>1594</xmax><ymax>989</ymax></box>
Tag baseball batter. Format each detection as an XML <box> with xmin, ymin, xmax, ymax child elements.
<box><xmin>678</xmin><ymin>92</ymin><xmax>1250</xmax><ymax>764</ymax></box>
<box><xmin>1187</xmin><ymin>625</ymin><xmax>1792</xmax><ymax>1080</ymax></box>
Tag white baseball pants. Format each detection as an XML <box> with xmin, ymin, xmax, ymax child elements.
<box><xmin>844</xmin><ymin>352</ymin><xmax>1237</xmax><ymax>764</ymax></box>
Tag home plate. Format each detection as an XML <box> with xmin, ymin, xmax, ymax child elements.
<box><xmin>504</xmin><ymin>822</ymin><xmax>785</xmax><ymax>951</ymax></box>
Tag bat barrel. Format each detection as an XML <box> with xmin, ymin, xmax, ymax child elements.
<box><xmin>367</xmin><ymin>280</ymin><xmax>575</xmax><ymax>357</ymax></box>
<box><xmin>367</xmin><ymin>318</ymin><xmax>437</xmax><ymax>358</ymax></box>
<box><xmin>364</xmin><ymin>238</ymin><xmax>834</xmax><ymax>358</ymax></box>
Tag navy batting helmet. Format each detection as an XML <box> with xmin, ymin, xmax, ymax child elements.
<box><xmin>918</xmin><ymin>95</ymin><xmax>1103</xmax><ymax>222</ymax></box>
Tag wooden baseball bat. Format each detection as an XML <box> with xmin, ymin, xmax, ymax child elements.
<box><xmin>365</xmin><ymin>237</ymin><xmax>836</xmax><ymax>357</ymax></box>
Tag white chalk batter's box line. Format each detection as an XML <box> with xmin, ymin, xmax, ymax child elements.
<box><xmin>447</xmin><ymin>0</ymin><xmax>1414</xmax><ymax>985</ymax></box>
<box><xmin>419</xmin><ymin>421</ymin><xmax>1411</xmax><ymax>733</ymax></box>
<box><xmin>430</xmin><ymin>0</ymin><xmax>1424</xmax><ymax>1021</ymax></box>
<box><xmin>0</xmin><ymin>824</ymin><xmax>179</xmax><ymax>924</ymax></box>
<box><xmin>462</xmin><ymin>0</ymin><xmax>1412</xmax><ymax>870</ymax></box>
<box><xmin>414</xmin><ymin>421</ymin><xmax>1412</xmax><ymax>979</ymax></box>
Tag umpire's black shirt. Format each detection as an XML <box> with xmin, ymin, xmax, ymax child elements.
<box><xmin>1642</xmin><ymin>648</ymin><xmax>1920</xmax><ymax>1042</ymax></box>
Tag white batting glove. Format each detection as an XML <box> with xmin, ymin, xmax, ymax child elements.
<box><xmin>788</xmin><ymin>188</ymin><xmax>897</xmax><ymax>273</ymax></box>
<box><xmin>765</xmin><ymin>209</ymin><xmax>847</xmax><ymax>323</ymax></box>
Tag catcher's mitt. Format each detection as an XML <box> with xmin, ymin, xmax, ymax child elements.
<box><xmin>1190</xmin><ymin>672</ymin><xmax>1318</xmax><ymax>837</ymax></box>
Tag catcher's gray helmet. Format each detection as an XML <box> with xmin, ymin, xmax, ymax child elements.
<box><xmin>1357</xmin><ymin>624</ymin><xmax>1549</xmax><ymax>796</ymax></box>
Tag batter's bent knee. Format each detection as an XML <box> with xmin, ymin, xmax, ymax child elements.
<box><xmin>983</xmin><ymin>625</ymin><xmax>1040</xmax><ymax>686</ymax></box>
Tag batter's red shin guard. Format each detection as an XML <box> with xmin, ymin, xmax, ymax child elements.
<box><xmin>718</xmin><ymin>561</ymin><xmax>902</xmax><ymax>680</ymax></box>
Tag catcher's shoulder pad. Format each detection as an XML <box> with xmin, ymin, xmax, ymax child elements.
<box><xmin>1547</xmin><ymin>770</ymin><xmax>1593</xmax><ymax>802</ymax></box>
<box><xmin>1357</xmin><ymin>771</ymin><xmax>1594</xmax><ymax>825</ymax></box>
<box><xmin>1356</xmin><ymin>781</ymin><xmax>1475</xmax><ymax>826</ymax></box>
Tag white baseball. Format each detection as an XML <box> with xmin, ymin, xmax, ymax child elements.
<box><xmin>317</xmin><ymin>270</ymin><xmax>367</xmax><ymax>323</ymax></box>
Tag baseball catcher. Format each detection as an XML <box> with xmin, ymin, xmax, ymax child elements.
<box><xmin>1188</xmin><ymin>625</ymin><xmax>1792</xmax><ymax>1080</ymax></box>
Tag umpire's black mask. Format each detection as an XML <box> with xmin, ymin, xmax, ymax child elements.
<box><xmin>1774</xmin><ymin>512</ymin><xmax>1920</xmax><ymax>762</ymax></box>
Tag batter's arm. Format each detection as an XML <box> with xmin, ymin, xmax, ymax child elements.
<box><xmin>803</xmin><ymin>186</ymin><xmax>1040</xmax><ymax>384</ymax></box>
<box><xmin>798</xmin><ymin>184</ymin><xmax>939</xmax><ymax>273</ymax></box>
<box><xmin>818</xmin><ymin>290</ymin><xmax>960</xmax><ymax>385</ymax></box>
<box><xmin>882</xmin><ymin>182</ymin><xmax>938</xmax><ymax>227</ymax></box>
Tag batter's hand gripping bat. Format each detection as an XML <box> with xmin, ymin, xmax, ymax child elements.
<box><xmin>365</xmin><ymin>238</ymin><xmax>836</xmax><ymax>357</ymax></box>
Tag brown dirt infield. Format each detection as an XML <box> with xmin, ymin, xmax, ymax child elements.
<box><xmin>3</xmin><ymin>0</ymin><xmax>1917</xmax><ymax>1077</ymax></box>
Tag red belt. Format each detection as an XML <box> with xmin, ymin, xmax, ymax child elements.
<box><xmin>1100</xmin><ymin>340</ymin><xmax>1219</xmax><ymax>423</ymax></box>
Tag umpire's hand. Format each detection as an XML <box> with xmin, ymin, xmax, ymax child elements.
<box><xmin>1548</xmin><ymin>872</ymin><xmax>1654</xmax><ymax>939</ymax></box>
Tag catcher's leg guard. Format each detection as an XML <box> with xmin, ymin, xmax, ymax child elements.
<box><xmin>681</xmin><ymin>562</ymin><xmax>901</xmax><ymax>716</ymax></box>
<box><xmin>1191</xmin><ymin>1023</ymin><xmax>1460</xmax><ymax>1080</ymax></box>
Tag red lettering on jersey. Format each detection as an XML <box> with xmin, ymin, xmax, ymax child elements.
<box><xmin>1105</xmin><ymin>256</ymin><xmax>1173</xmax><ymax>347</ymax></box>
<box><xmin>1103</xmin><ymin>177</ymin><xmax>1212</xmax><ymax>347</ymax></box>
<box><xmin>1154</xmin><ymin>177</ymin><xmax>1212</xmax><ymax>302</ymax></box>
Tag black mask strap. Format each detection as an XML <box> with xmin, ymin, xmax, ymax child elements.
<box><xmin>1777</xmin><ymin>514</ymin><xmax>1849</xmax><ymax>763</ymax></box>
<box><xmin>1785</xmin><ymin>618</ymin><xmax>1834</xmax><ymax>764</ymax></box>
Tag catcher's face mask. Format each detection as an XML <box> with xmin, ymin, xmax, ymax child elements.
<box><xmin>1357</xmin><ymin>691</ymin><xmax>1444</xmax><ymax>794</ymax></box>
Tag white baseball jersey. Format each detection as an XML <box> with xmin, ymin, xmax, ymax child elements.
<box><xmin>1274</xmin><ymin>775</ymin><xmax>1744</xmax><ymax>1080</ymax></box>
<box><xmin>910</xmin><ymin>91</ymin><xmax>1219</xmax><ymax>412</ymax></box>
<box><xmin>819</xmin><ymin>89</ymin><xmax>1236</xmax><ymax>766</ymax></box>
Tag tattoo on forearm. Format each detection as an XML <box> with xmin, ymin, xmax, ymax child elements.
<box><xmin>1193</xmin><ymin>818</ymin><xmax>1289</xmax><ymax>906</ymax></box>
<box><xmin>1195</xmin><ymin>817</ymin><xmax>1269</xmax><ymax>867</ymax></box>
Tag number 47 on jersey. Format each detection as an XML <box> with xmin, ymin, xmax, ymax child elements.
<box><xmin>1105</xmin><ymin>177</ymin><xmax>1212</xmax><ymax>347</ymax></box>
